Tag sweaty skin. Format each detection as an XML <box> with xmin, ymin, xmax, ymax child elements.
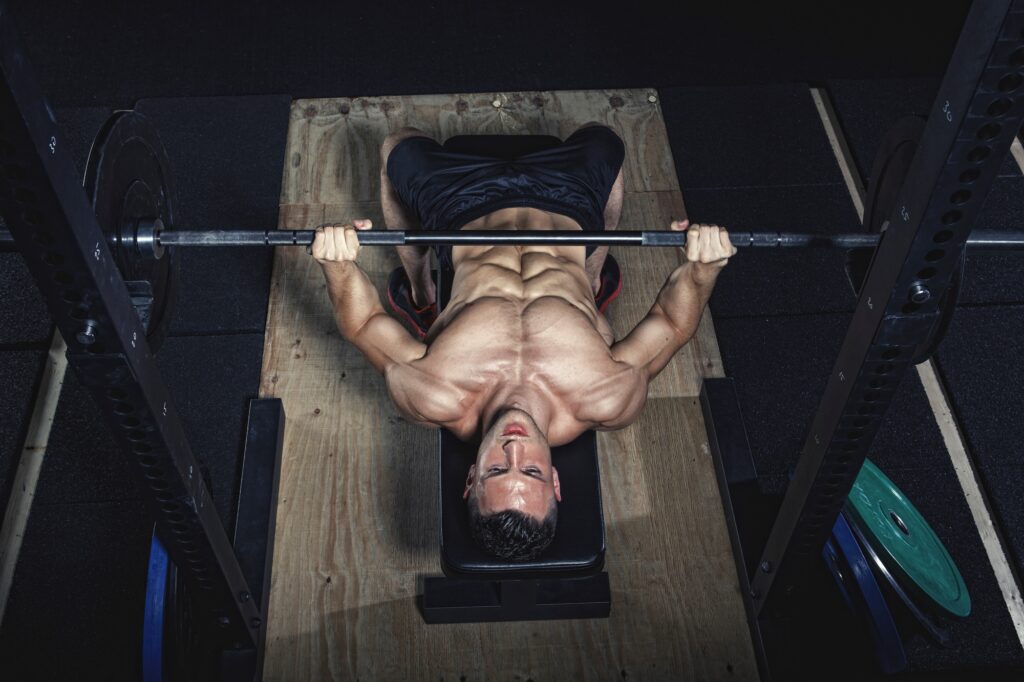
<box><xmin>311</xmin><ymin>211</ymin><xmax>736</xmax><ymax>449</ymax></box>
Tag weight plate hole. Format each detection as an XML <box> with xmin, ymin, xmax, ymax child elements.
<box><xmin>925</xmin><ymin>249</ymin><xmax>946</xmax><ymax>262</ymax></box>
<box><xmin>150</xmin><ymin>479</ymin><xmax>169</xmax><ymax>491</ymax></box>
<box><xmin>107</xmin><ymin>388</ymin><xmax>127</xmax><ymax>400</ymax></box>
<box><xmin>138</xmin><ymin>455</ymin><xmax>157</xmax><ymax>467</ymax></box>
<box><xmin>132</xmin><ymin>443</ymin><xmax>152</xmax><ymax>455</ymax></box>
<box><xmin>875</xmin><ymin>363</ymin><xmax>894</xmax><ymax>375</ymax></box>
<box><xmin>986</xmin><ymin>98</ymin><xmax>1012</xmax><ymax>117</ymax></box>
<box><xmin>846</xmin><ymin>429</ymin><xmax>864</xmax><ymax>439</ymax></box>
<box><xmin>948</xmin><ymin>190</ymin><xmax>970</xmax><ymax>206</ymax></box>
<box><xmin>976</xmin><ymin>122</ymin><xmax>1001</xmax><ymax>141</ymax></box>
<box><xmin>53</xmin><ymin>270</ymin><xmax>73</xmax><ymax>285</ymax></box>
<box><xmin>160</xmin><ymin>503</ymin><xmax>177</xmax><ymax>513</ymax></box>
<box><xmin>863</xmin><ymin>391</ymin><xmax>880</xmax><ymax>403</ymax></box>
<box><xmin>902</xmin><ymin>302</ymin><xmax>920</xmax><ymax>314</ymax></box>
<box><xmin>155</xmin><ymin>491</ymin><xmax>172</xmax><ymax>502</ymax></box>
<box><xmin>60</xmin><ymin>289</ymin><xmax>82</xmax><ymax>304</ymax></box>
<box><xmin>916</xmin><ymin>267</ymin><xmax>937</xmax><ymax>280</ymax></box>
<box><xmin>998</xmin><ymin>72</ymin><xmax>1023</xmax><ymax>93</ymax></box>
<box><xmin>13</xmin><ymin>187</ymin><xmax>36</xmax><ymax>204</ymax></box>
<box><xmin>1011</xmin><ymin>47</ymin><xmax>1024</xmax><ymax>68</ymax></box>
<box><xmin>113</xmin><ymin>402</ymin><xmax>132</xmax><ymax>415</ymax></box>
<box><xmin>869</xmin><ymin>377</ymin><xmax>888</xmax><ymax>388</ymax></box>
<box><xmin>166</xmin><ymin>512</ymin><xmax>184</xmax><ymax>523</ymax></box>
<box><xmin>933</xmin><ymin>229</ymin><xmax>954</xmax><ymax>244</ymax></box>
<box><xmin>966</xmin><ymin>146</ymin><xmax>991</xmax><ymax>163</ymax></box>
<box><xmin>853</xmin><ymin>417</ymin><xmax>870</xmax><ymax>427</ymax></box>
<box><xmin>959</xmin><ymin>167</ymin><xmax>981</xmax><ymax>183</ymax></box>
<box><xmin>889</xmin><ymin>511</ymin><xmax>910</xmax><ymax>535</ymax></box>
<box><xmin>87</xmin><ymin>342</ymin><xmax>106</xmax><ymax>354</ymax></box>
<box><xmin>32</xmin><ymin>230</ymin><xmax>54</xmax><ymax>245</ymax></box>
<box><xmin>42</xmin><ymin>251</ymin><xmax>63</xmax><ymax>266</ymax></box>
<box><xmin>69</xmin><ymin>306</ymin><xmax>89</xmax><ymax>321</ymax></box>
<box><xmin>881</xmin><ymin>348</ymin><xmax>900</xmax><ymax>360</ymax></box>
<box><xmin>126</xmin><ymin>429</ymin><xmax>146</xmax><ymax>442</ymax></box>
<box><xmin>121</xmin><ymin>416</ymin><xmax>141</xmax><ymax>428</ymax></box>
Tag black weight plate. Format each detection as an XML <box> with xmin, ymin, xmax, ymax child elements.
<box><xmin>84</xmin><ymin>111</ymin><xmax>177</xmax><ymax>350</ymax></box>
<box><xmin>850</xmin><ymin>115</ymin><xmax>965</xmax><ymax>361</ymax></box>
<box><xmin>863</xmin><ymin>115</ymin><xmax>926</xmax><ymax>234</ymax></box>
<box><xmin>846</xmin><ymin>116</ymin><xmax>926</xmax><ymax>294</ymax></box>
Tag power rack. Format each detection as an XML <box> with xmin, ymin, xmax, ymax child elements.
<box><xmin>701</xmin><ymin>1</ymin><xmax>1024</xmax><ymax>677</ymax></box>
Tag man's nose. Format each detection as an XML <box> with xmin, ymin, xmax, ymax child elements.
<box><xmin>502</xmin><ymin>440</ymin><xmax>525</xmax><ymax>460</ymax></box>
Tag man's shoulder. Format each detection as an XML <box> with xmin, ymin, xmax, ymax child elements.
<box><xmin>385</xmin><ymin>361</ymin><xmax>480</xmax><ymax>428</ymax></box>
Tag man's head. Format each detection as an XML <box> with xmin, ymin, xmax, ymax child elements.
<box><xmin>463</xmin><ymin>408</ymin><xmax>561</xmax><ymax>560</ymax></box>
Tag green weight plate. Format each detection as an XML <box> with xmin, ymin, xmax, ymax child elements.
<box><xmin>846</xmin><ymin>458</ymin><xmax>971</xmax><ymax>618</ymax></box>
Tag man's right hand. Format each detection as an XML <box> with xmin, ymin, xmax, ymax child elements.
<box><xmin>311</xmin><ymin>219</ymin><xmax>373</xmax><ymax>264</ymax></box>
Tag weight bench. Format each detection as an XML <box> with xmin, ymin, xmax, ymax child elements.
<box><xmin>419</xmin><ymin>134</ymin><xmax>612</xmax><ymax>624</ymax></box>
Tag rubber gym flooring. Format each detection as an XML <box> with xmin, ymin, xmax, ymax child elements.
<box><xmin>1</xmin><ymin>2</ymin><xmax>1023</xmax><ymax>680</ymax></box>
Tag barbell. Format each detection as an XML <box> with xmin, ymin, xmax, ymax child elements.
<box><xmin>3</xmin><ymin>225</ymin><xmax>1022</xmax><ymax>251</ymax></box>
<box><xmin>1</xmin><ymin>110</ymin><xmax>1022</xmax><ymax>353</ymax></box>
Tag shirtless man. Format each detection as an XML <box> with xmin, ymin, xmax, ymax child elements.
<box><xmin>311</xmin><ymin>125</ymin><xmax>735</xmax><ymax>560</ymax></box>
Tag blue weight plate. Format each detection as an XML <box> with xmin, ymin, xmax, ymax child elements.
<box><xmin>143</xmin><ymin>528</ymin><xmax>170</xmax><ymax>682</ymax></box>
<box><xmin>825</xmin><ymin>512</ymin><xmax>908</xmax><ymax>674</ymax></box>
<box><xmin>845</xmin><ymin>506</ymin><xmax>952</xmax><ymax>647</ymax></box>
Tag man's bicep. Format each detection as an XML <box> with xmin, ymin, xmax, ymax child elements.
<box><xmin>349</xmin><ymin>311</ymin><xmax>427</xmax><ymax>373</ymax></box>
<box><xmin>611</xmin><ymin>304</ymin><xmax>690</xmax><ymax>379</ymax></box>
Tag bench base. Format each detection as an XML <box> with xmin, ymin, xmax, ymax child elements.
<box><xmin>420</xmin><ymin>573</ymin><xmax>611</xmax><ymax>624</ymax></box>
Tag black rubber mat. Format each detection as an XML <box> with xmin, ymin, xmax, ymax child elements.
<box><xmin>134</xmin><ymin>96</ymin><xmax>291</xmax><ymax>335</ymax></box>
<box><xmin>0</xmin><ymin>350</ymin><xmax>45</xmax><ymax>514</ymax></box>
<box><xmin>660</xmin><ymin>84</ymin><xmax>845</xmax><ymax>189</ymax></box>
<box><xmin>682</xmin><ymin>185</ymin><xmax>860</xmax><ymax>317</ymax></box>
<box><xmin>936</xmin><ymin>306</ymin><xmax>1024</xmax><ymax>579</ymax></box>
<box><xmin>716</xmin><ymin>313</ymin><xmax>1024</xmax><ymax>672</ymax></box>
<box><xmin>0</xmin><ymin>499</ymin><xmax>150</xmax><ymax>681</ymax></box>
<box><xmin>154</xmin><ymin>333</ymin><xmax>266</xmax><ymax>532</ymax></box>
<box><xmin>660</xmin><ymin>84</ymin><xmax>862</xmax><ymax>318</ymax></box>
<box><xmin>30</xmin><ymin>333</ymin><xmax>265</xmax><ymax>532</ymax></box>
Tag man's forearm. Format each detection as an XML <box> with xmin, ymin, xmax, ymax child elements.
<box><xmin>655</xmin><ymin>262</ymin><xmax>721</xmax><ymax>340</ymax></box>
<box><xmin>321</xmin><ymin>260</ymin><xmax>387</xmax><ymax>340</ymax></box>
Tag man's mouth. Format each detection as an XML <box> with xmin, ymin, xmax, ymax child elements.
<box><xmin>501</xmin><ymin>423</ymin><xmax>528</xmax><ymax>437</ymax></box>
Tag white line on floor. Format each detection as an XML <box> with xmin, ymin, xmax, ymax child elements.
<box><xmin>0</xmin><ymin>330</ymin><xmax>68</xmax><ymax>626</ymax></box>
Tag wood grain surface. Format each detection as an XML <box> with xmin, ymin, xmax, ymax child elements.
<box><xmin>260</xmin><ymin>89</ymin><xmax>753</xmax><ymax>681</ymax></box>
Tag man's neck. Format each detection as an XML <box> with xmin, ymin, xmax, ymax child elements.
<box><xmin>481</xmin><ymin>385</ymin><xmax>554</xmax><ymax>439</ymax></box>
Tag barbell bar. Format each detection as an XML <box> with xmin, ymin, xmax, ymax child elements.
<box><xmin>1</xmin><ymin>225</ymin><xmax>1022</xmax><ymax>252</ymax></box>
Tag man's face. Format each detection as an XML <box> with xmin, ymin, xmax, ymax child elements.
<box><xmin>463</xmin><ymin>408</ymin><xmax>561</xmax><ymax>519</ymax></box>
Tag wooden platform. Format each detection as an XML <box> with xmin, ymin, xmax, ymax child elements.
<box><xmin>259</xmin><ymin>89</ymin><xmax>755</xmax><ymax>680</ymax></box>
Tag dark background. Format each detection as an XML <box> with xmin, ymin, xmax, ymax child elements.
<box><xmin>9</xmin><ymin>1</ymin><xmax>971</xmax><ymax>107</ymax></box>
<box><xmin>3</xmin><ymin>1</ymin><xmax>1024</xmax><ymax>680</ymax></box>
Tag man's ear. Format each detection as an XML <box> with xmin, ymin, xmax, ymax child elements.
<box><xmin>552</xmin><ymin>466</ymin><xmax>562</xmax><ymax>502</ymax></box>
<box><xmin>463</xmin><ymin>464</ymin><xmax>476</xmax><ymax>500</ymax></box>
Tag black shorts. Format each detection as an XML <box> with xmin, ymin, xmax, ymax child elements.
<box><xmin>385</xmin><ymin>126</ymin><xmax>625</xmax><ymax>269</ymax></box>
